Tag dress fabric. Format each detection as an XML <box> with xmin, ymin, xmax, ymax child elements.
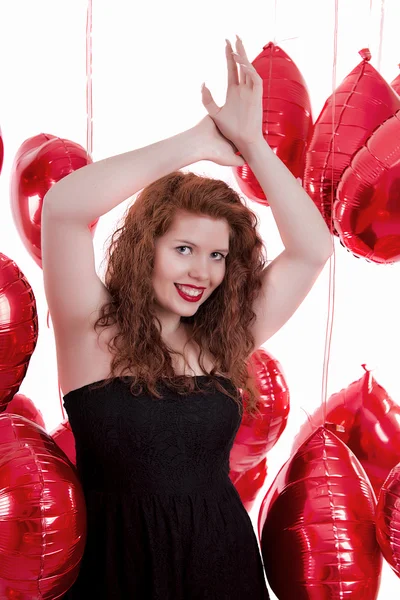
<box><xmin>62</xmin><ymin>375</ymin><xmax>269</xmax><ymax>599</ymax></box>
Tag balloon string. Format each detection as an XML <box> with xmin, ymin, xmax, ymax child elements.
<box><xmin>265</xmin><ymin>0</ymin><xmax>279</xmax><ymax>138</ymax></box>
<box><xmin>265</xmin><ymin>45</ymin><xmax>272</xmax><ymax>139</ymax></box>
<box><xmin>275</xmin><ymin>36</ymin><xmax>300</xmax><ymax>45</ymax></box>
<box><xmin>56</xmin><ymin>0</ymin><xmax>93</xmax><ymax>422</ymax></box>
<box><xmin>321</xmin><ymin>0</ymin><xmax>339</xmax><ymax>426</ymax></box>
<box><xmin>86</xmin><ymin>0</ymin><xmax>93</xmax><ymax>160</ymax></box>
<box><xmin>377</xmin><ymin>0</ymin><xmax>386</xmax><ymax>72</ymax></box>
<box><xmin>368</xmin><ymin>0</ymin><xmax>373</xmax><ymax>53</ymax></box>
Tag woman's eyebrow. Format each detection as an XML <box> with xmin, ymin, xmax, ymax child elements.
<box><xmin>174</xmin><ymin>239</ymin><xmax>229</xmax><ymax>253</ymax></box>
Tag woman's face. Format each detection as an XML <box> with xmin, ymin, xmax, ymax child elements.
<box><xmin>152</xmin><ymin>211</ymin><xmax>230</xmax><ymax>335</ymax></box>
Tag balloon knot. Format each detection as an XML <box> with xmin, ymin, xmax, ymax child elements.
<box><xmin>324</xmin><ymin>421</ymin><xmax>346</xmax><ymax>434</ymax></box>
<box><xmin>263</xmin><ymin>42</ymin><xmax>275</xmax><ymax>51</ymax></box>
<box><xmin>359</xmin><ymin>48</ymin><xmax>372</xmax><ymax>62</ymax></box>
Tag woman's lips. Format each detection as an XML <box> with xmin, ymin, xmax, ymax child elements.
<box><xmin>174</xmin><ymin>284</ymin><xmax>204</xmax><ymax>302</ymax></box>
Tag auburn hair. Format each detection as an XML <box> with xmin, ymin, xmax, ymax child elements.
<box><xmin>90</xmin><ymin>170</ymin><xmax>268</xmax><ymax>419</ymax></box>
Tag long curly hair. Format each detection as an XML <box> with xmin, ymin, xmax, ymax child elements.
<box><xmin>90</xmin><ymin>170</ymin><xmax>268</xmax><ymax>418</ymax></box>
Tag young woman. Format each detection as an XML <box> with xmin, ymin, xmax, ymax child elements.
<box><xmin>42</xmin><ymin>36</ymin><xmax>332</xmax><ymax>599</ymax></box>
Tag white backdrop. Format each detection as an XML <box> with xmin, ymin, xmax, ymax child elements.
<box><xmin>1</xmin><ymin>1</ymin><xmax>400</xmax><ymax>597</ymax></box>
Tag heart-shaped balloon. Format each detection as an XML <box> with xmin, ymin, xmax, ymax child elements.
<box><xmin>0</xmin><ymin>253</ymin><xmax>38</xmax><ymax>411</ymax></box>
<box><xmin>0</xmin><ymin>413</ymin><xmax>86</xmax><ymax>597</ymax></box>
<box><xmin>230</xmin><ymin>457</ymin><xmax>267</xmax><ymax>513</ymax></box>
<box><xmin>5</xmin><ymin>392</ymin><xmax>45</xmax><ymax>428</ymax></box>
<box><xmin>9</xmin><ymin>134</ymin><xmax>97</xmax><ymax>268</ymax></box>
<box><xmin>390</xmin><ymin>66</ymin><xmax>400</xmax><ymax>96</ymax></box>
<box><xmin>230</xmin><ymin>348</ymin><xmax>290</xmax><ymax>476</ymax></box>
<box><xmin>376</xmin><ymin>462</ymin><xmax>400</xmax><ymax>578</ymax></box>
<box><xmin>292</xmin><ymin>365</ymin><xmax>400</xmax><ymax>502</ymax></box>
<box><xmin>259</xmin><ymin>426</ymin><xmax>382</xmax><ymax>599</ymax></box>
<box><xmin>0</xmin><ymin>125</ymin><xmax>4</xmax><ymax>175</ymax></box>
<box><xmin>334</xmin><ymin>109</ymin><xmax>400</xmax><ymax>263</ymax></box>
<box><xmin>50</xmin><ymin>418</ymin><xmax>76</xmax><ymax>466</ymax></box>
<box><xmin>233</xmin><ymin>42</ymin><xmax>313</xmax><ymax>205</ymax></box>
<box><xmin>304</xmin><ymin>48</ymin><xmax>400</xmax><ymax>235</ymax></box>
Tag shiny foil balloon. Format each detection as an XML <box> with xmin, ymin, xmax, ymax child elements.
<box><xmin>304</xmin><ymin>49</ymin><xmax>400</xmax><ymax>234</ymax></box>
<box><xmin>5</xmin><ymin>392</ymin><xmax>46</xmax><ymax>429</ymax></box>
<box><xmin>292</xmin><ymin>366</ymin><xmax>400</xmax><ymax>500</ymax></box>
<box><xmin>390</xmin><ymin>67</ymin><xmax>400</xmax><ymax>96</ymax></box>
<box><xmin>258</xmin><ymin>427</ymin><xmax>382</xmax><ymax>599</ymax></box>
<box><xmin>229</xmin><ymin>348</ymin><xmax>290</xmax><ymax>476</ymax></box>
<box><xmin>9</xmin><ymin>134</ymin><xmax>97</xmax><ymax>269</ymax></box>
<box><xmin>376</xmin><ymin>462</ymin><xmax>400</xmax><ymax>577</ymax></box>
<box><xmin>334</xmin><ymin>109</ymin><xmax>400</xmax><ymax>263</ymax></box>
<box><xmin>233</xmin><ymin>42</ymin><xmax>313</xmax><ymax>205</ymax></box>
<box><xmin>0</xmin><ymin>253</ymin><xmax>38</xmax><ymax>411</ymax></box>
<box><xmin>0</xmin><ymin>125</ymin><xmax>4</xmax><ymax>175</ymax></box>
<box><xmin>230</xmin><ymin>457</ymin><xmax>267</xmax><ymax>513</ymax></box>
<box><xmin>50</xmin><ymin>418</ymin><xmax>76</xmax><ymax>466</ymax></box>
<box><xmin>0</xmin><ymin>413</ymin><xmax>86</xmax><ymax>598</ymax></box>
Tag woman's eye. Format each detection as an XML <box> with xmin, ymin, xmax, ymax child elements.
<box><xmin>177</xmin><ymin>246</ymin><xmax>189</xmax><ymax>253</ymax></box>
<box><xmin>176</xmin><ymin>247</ymin><xmax>225</xmax><ymax>260</ymax></box>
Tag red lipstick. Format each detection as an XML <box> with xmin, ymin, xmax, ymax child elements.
<box><xmin>174</xmin><ymin>284</ymin><xmax>204</xmax><ymax>303</ymax></box>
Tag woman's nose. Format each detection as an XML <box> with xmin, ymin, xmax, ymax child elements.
<box><xmin>188</xmin><ymin>259</ymin><xmax>210</xmax><ymax>280</ymax></box>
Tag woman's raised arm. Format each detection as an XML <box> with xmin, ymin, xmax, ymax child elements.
<box><xmin>42</xmin><ymin>116</ymin><xmax>244</xmax><ymax>225</ymax></box>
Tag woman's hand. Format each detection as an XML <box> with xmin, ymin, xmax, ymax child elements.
<box><xmin>201</xmin><ymin>36</ymin><xmax>264</xmax><ymax>155</ymax></box>
<box><xmin>193</xmin><ymin>115</ymin><xmax>246</xmax><ymax>167</ymax></box>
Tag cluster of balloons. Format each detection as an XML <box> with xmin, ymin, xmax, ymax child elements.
<box><xmin>1</xmin><ymin>39</ymin><xmax>400</xmax><ymax>598</ymax></box>
<box><xmin>255</xmin><ymin>365</ymin><xmax>400</xmax><ymax>599</ymax></box>
<box><xmin>0</xmin><ymin>130</ymin><xmax>96</xmax><ymax>596</ymax></box>
<box><xmin>233</xmin><ymin>42</ymin><xmax>400</xmax><ymax>598</ymax></box>
<box><xmin>234</xmin><ymin>43</ymin><xmax>400</xmax><ymax>265</ymax></box>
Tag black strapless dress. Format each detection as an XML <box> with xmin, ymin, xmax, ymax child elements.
<box><xmin>61</xmin><ymin>375</ymin><xmax>269</xmax><ymax>599</ymax></box>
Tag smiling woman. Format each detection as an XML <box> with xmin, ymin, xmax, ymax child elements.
<box><xmin>41</xmin><ymin>34</ymin><xmax>275</xmax><ymax>599</ymax></box>
<box><xmin>151</xmin><ymin>211</ymin><xmax>230</xmax><ymax>326</ymax></box>
<box><xmin>90</xmin><ymin>169</ymin><xmax>267</xmax><ymax>417</ymax></box>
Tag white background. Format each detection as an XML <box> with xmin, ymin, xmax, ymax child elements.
<box><xmin>0</xmin><ymin>1</ymin><xmax>400</xmax><ymax>597</ymax></box>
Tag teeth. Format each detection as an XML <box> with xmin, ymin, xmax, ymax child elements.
<box><xmin>176</xmin><ymin>284</ymin><xmax>202</xmax><ymax>297</ymax></box>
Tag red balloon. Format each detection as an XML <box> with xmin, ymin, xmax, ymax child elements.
<box><xmin>0</xmin><ymin>253</ymin><xmax>38</xmax><ymax>411</ymax></box>
<box><xmin>0</xmin><ymin>125</ymin><xmax>4</xmax><ymax>175</ymax></box>
<box><xmin>258</xmin><ymin>427</ymin><xmax>382</xmax><ymax>599</ymax></box>
<box><xmin>334</xmin><ymin>109</ymin><xmax>400</xmax><ymax>263</ymax></box>
<box><xmin>0</xmin><ymin>414</ymin><xmax>86</xmax><ymax>597</ymax></box>
<box><xmin>233</xmin><ymin>42</ymin><xmax>313</xmax><ymax>205</ymax></box>
<box><xmin>229</xmin><ymin>348</ymin><xmax>290</xmax><ymax>475</ymax></box>
<box><xmin>292</xmin><ymin>366</ymin><xmax>400</xmax><ymax>500</ymax></box>
<box><xmin>391</xmin><ymin>67</ymin><xmax>400</xmax><ymax>96</ymax></box>
<box><xmin>230</xmin><ymin>457</ymin><xmax>267</xmax><ymax>513</ymax></box>
<box><xmin>9</xmin><ymin>134</ymin><xmax>97</xmax><ymax>269</ymax></box>
<box><xmin>304</xmin><ymin>48</ymin><xmax>400</xmax><ymax>235</ymax></box>
<box><xmin>50</xmin><ymin>418</ymin><xmax>76</xmax><ymax>466</ymax></box>
<box><xmin>376</xmin><ymin>462</ymin><xmax>400</xmax><ymax>578</ymax></box>
<box><xmin>5</xmin><ymin>392</ymin><xmax>46</xmax><ymax>429</ymax></box>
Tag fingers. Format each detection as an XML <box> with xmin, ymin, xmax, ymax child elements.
<box><xmin>201</xmin><ymin>83</ymin><xmax>220</xmax><ymax>117</ymax></box>
<box><xmin>235</xmin><ymin>35</ymin><xmax>250</xmax><ymax>62</ymax></box>
<box><xmin>225</xmin><ymin>35</ymin><xmax>257</xmax><ymax>87</ymax></box>
<box><xmin>235</xmin><ymin>61</ymin><xmax>263</xmax><ymax>90</ymax></box>
<box><xmin>234</xmin><ymin>34</ymin><xmax>250</xmax><ymax>85</ymax></box>
<box><xmin>225</xmin><ymin>39</ymin><xmax>239</xmax><ymax>86</ymax></box>
<box><xmin>232</xmin><ymin>53</ymin><xmax>250</xmax><ymax>86</ymax></box>
<box><xmin>230</xmin><ymin>36</ymin><xmax>263</xmax><ymax>90</ymax></box>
